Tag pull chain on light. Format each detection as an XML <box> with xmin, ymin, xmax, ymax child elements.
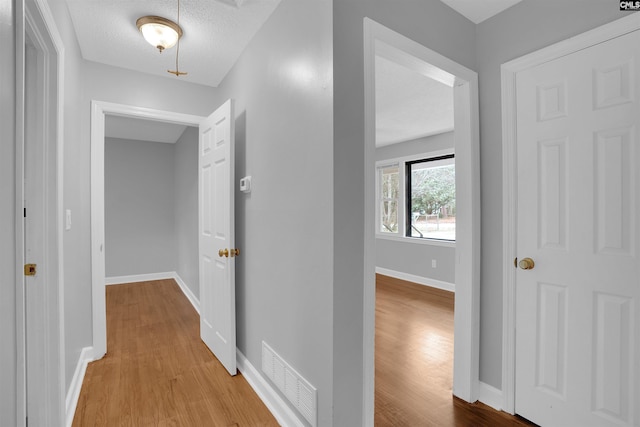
<box><xmin>168</xmin><ymin>0</ymin><xmax>187</xmax><ymax>76</ymax></box>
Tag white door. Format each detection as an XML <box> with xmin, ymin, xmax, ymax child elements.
<box><xmin>24</xmin><ymin>39</ymin><xmax>48</xmax><ymax>426</ymax></box>
<box><xmin>515</xmin><ymin>30</ymin><xmax>640</xmax><ymax>426</ymax></box>
<box><xmin>199</xmin><ymin>99</ymin><xmax>237</xmax><ymax>375</ymax></box>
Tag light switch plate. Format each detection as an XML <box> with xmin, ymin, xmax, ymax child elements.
<box><xmin>240</xmin><ymin>176</ymin><xmax>252</xmax><ymax>193</ymax></box>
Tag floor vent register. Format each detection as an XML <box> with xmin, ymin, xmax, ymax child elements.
<box><xmin>262</xmin><ymin>341</ymin><xmax>317</xmax><ymax>426</ymax></box>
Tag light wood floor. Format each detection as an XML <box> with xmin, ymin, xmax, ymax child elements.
<box><xmin>73</xmin><ymin>276</ymin><xmax>535</xmax><ymax>426</ymax></box>
<box><xmin>72</xmin><ymin>279</ymin><xmax>278</xmax><ymax>426</ymax></box>
<box><xmin>375</xmin><ymin>273</ymin><xmax>536</xmax><ymax>426</ymax></box>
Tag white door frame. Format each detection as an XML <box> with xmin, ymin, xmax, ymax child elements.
<box><xmin>363</xmin><ymin>18</ymin><xmax>481</xmax><ymax>424</ymax></box>
<box><xmin>500</xmin><ymin>13</ymin><xmax>640</xmax><ymax>414</ymax></box>
<box><xmin>16</xmin><ymin>0</ymin><xmax>65</xmax><ymax>425</ymax></box>
<box><xmin>90</xmin><ymin>101</ymin><xmax>205</xmax><ymax>359</ymax></box>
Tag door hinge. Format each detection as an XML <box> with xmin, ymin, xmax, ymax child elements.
<box><xmin>24</xmin><ymin>264</ymin><xmax>36</xmax><ymax>276</ymax></box>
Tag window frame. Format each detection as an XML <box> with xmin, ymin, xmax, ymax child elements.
<box><xmin>405</xmin><ymin>154</ymin><xmax>455</xmax><ymax>240</ymax></box>
<box><xmin>375</xmin><ymin>149</ymin><xmax>456</xmax><ymax>247</ymax></box>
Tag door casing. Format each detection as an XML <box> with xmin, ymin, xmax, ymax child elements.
<box><xmin>500</xmin><ymin>12</ymin><xmax>640</xmax><ymax>415</ymax></box>
<box><xmin>15</xmin><ymin>0</ymin><xmax>65</xmax><ymax>425</ymax></box>
<box><xmin>89</xmin><ymin>102</ymin><xmax>205</xmax><ymax>360</ymax></box>
<box><xmin>363</xmin><ymin>18</ymin><xmax>481</xmax><ymax>424</ymax></box>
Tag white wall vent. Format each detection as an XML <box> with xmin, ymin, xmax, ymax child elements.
<box><xmin>262</xmin><ymin>341</ymin><xmax>317</xmax><ymax>426</ymax></box>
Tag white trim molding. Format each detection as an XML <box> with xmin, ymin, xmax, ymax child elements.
<box><xmin>500</xmin><ymin>13</ymin><xmax>640</xmax><ymax>415</ymax></box>
<box><xmin>65</xmin><ymin>347</ymin><xmax>95</xmax><ymax>427</ymax></box>
<box><xmin>91</xmin><ymin>101</ymin><xmax>205</xmax><ymax>360</ymax></box>
<box><xmin>363</xmin><ymin>19</ymin><xmax>481</xmax><ymax>424</ymax></box>
<box><xmin>105</xmin><ymin>271</ymin><xmax>176</xmax><ymax>285</ymax></box>
<box><xmin>172</xmin><ymin>273</ymin><xmax>200</xmax><ymax>314</ymax></box>
<box><xmin>478</xmin><ymin>381</ymin><xmax>503</xmax><ymax>412</ymax></box>
<box><xmin>236</xmin><ymin>350</ymin><xmax>305</xmax><ymax>427</ymax></box>
<box><xmin>17</xmin><ymin>0</ymin><xmax>66</xmax><ymax>424</ymax></box>
<box><xmin>375</xmin><ymin>267</ymin><xmax>455</xmax><ymax>293</ymax></box>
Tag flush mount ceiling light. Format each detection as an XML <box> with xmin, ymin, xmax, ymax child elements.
<box><xmin>136</xmin><ymin>16</ymin><xmax>183</xmax><ymax>53</ymax></box>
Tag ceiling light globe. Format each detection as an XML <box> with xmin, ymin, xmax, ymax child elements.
<box><xmin>136</xmin><ymin>16</ymin><xmax>183</xmax><ymax>53</ymax></box>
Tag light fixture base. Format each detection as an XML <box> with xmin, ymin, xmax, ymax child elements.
<box><xmin>136</xmin><ymin>15</ymin><xmax>183</xmax><ymax>52</ymax></box>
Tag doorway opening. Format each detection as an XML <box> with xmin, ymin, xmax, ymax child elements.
<box><xmin>373</xmin><ymin>48</ymin><xmax>458</xmax><ymax>422</ymax></box>
<box><xmin>90</xmin><ymin>102</ymin><xmax>205</xmax><ymax>359</ymax></box>
<box><xmin>363</xmin><ymin>18</ymin><xmax>480</xmax><ymax>424</ymax></box>
<box><xmin>102</xmin><ymin>115</ymin><xmax>199</xmax><ymax>292</ymax></box>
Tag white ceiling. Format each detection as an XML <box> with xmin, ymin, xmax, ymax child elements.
<box><xmin>375</xmin><ymin>55</ymin><xmax>454</xmax><ymax>147</ymax></box>
<box><xmin>75</xmin><ymin>0</ymin><xmax>519</xmax><ymax>145</ymax></box>
<box><xmin>105</xmin><ymin>115</ymin><xmax>189</xmax><ymax>143</ymax></box>
<box><xmin>439</xmin><ymin>0</ymin><xmax>523</xmax><ymax>24</ymax></box>
<box><xmin>66</xmin><ymin>0</ymin><xmax>281</xmax><ymax>87</ymax></box>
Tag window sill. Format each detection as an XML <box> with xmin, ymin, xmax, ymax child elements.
<box><xmin>375</xmin><ymin>233</ymin><xmax>456</xmax><ymax>248</ymax></box>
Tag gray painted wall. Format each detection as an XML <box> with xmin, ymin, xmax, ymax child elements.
<box><xmin>376</xmin><ymin>239</ymin><xmax>456</xmax><ymax>284</ymax></box>
<box><xmin>1</xmin><ymin>1</ymin><xmax>16</xmax><ymax>423</ymax></box>
<box><xmin>43</xmin><ymin>0</ymin><xmax>94</xmax><ymax>392</ymax></box>
<box><xmin>104</xmin><ymin>137</ymin><xmax>177</xmax><ymax>277</ymax></box>
<box><xmin>475</xmin><ymin>1</ymin><xmax>630</xmax><ymax>389</ymax></box>
<box><xmin>174</xmin><ymin>127</ymin><xmax>200</xmax><ymax>298</ymax></box>
<box><xmin>209</xmin><ymin>1</ymin><xmax>334</xmax><ymax>424</ymax></box>
<box><xmin>333</xmin><ymin>2</ymin><xmax>476</xmax><ymax>424</ymax></box>
<box><xmin>376</xmin><ymin>132</ymin><xmax>456</xmax><ymax>284</ymax></box>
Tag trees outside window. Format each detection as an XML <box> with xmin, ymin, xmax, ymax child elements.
<box><xmin>379</xmin><ymin>165</ymin><xmax>399</xmax><ymax>233</ymax></box>
<box><xmin>407</xmin><ymin>156</ymin><xmax>455</xmax><ymax>240</ymax></box>
<box><xmin>377</xmin><ymin>153</ymin><xmax>455</xmax><ymax>241</ymax></box>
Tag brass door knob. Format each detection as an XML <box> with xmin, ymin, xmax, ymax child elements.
<box><xmin>230</xmin><ymin>248</ymin><xmax>240</xmax><ymax>257</ymax></box>
<box><xmin>518</xmin><ymin>257</ymin><xmax>535</xmax><ymax>270</ymax></box>
<box><xmin>218</xmin><ymin>248</ymin><xmax>229</xmax><ymax>258</ymax></box>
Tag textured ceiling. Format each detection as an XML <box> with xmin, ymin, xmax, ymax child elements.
<box><xmin>66</xmin><ymin>0</ymin><xmax>281</xmax><ymax>87</ymax></box>
<box><xmin>105</xmin><ymin>115</ymin><xmax>189</xmax><ymax>144</ymax></box>
<box><xmin>375</xmin><ymin>55</ymin><xmax>454</xmax><ymax>147</ymax></box>
<box><xmin>439</xmin><ymin>0</ymin><xmax>523</xmax><ymax>23</ymax></box>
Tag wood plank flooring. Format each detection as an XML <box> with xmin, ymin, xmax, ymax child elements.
<box><xmin>73</xmin><ymin>275</ymin><xmax>535</xmax><ymax>426</ymax></box>
<box><xmin>72</xmin><ymin>279</ymin><xmax>278</xmax><ymax>426</ymax></box>
<box><xmin>375</xmin><ymin>273</ymin><xmax>536</xmax><ymax>426</ymax></box>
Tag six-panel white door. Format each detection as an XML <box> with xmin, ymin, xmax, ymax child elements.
<box><xmin>199</xmin><ymin>99</ymin><xmax>237</xmax><ymax>375</ymax></box>
<box><xmin>515</xmin><ymin>30</ymin><xmax>640</xmax><ymax>426</ymax></box>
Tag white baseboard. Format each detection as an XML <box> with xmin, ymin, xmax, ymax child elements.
<box><xmin>65</xmin><ymin>346</ymin><xmax>95</xmax><ymax>427</ymax></box>
<box><xmin>236</xmin><ymin>349</ymin><xmax>305</xmax><ymax>427</ymax></box>
<box><xmin>375</xmin><ymin>267</ymin><xmax>455</xmax><ymax>293</ymax></box>
<box><xmin>106</xmin><ymin>271</ymin><xmax>201</xmax><ymax>314</ymax></box>
<box><xmin>105</xmin><ymin>271</ymin><xmax>174</xmax><ymax>285</ymax></box>
<box><xmin>173</xmin><ymin>273</ymin><xmax>200</xmax><ymax>314</ymax></box>
<box><xmin>478</xmin><ymin>381</ymin><xmax>503</xmax><ymax>412</ymax></box>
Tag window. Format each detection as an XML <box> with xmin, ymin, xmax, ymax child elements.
<box><xmin>407</xmin><ymin>155</ymin><xmax>455</xmax><ymax>240</ymax></box>
<box><xmin>377</xmin><ymin>153</ymin><xmax>455</xmax><ymax>242</ymax></box>
<box><xmin>379</xmin><ymin>165</ymin><xmax>399</xmax><ymax>233</ymax></box>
